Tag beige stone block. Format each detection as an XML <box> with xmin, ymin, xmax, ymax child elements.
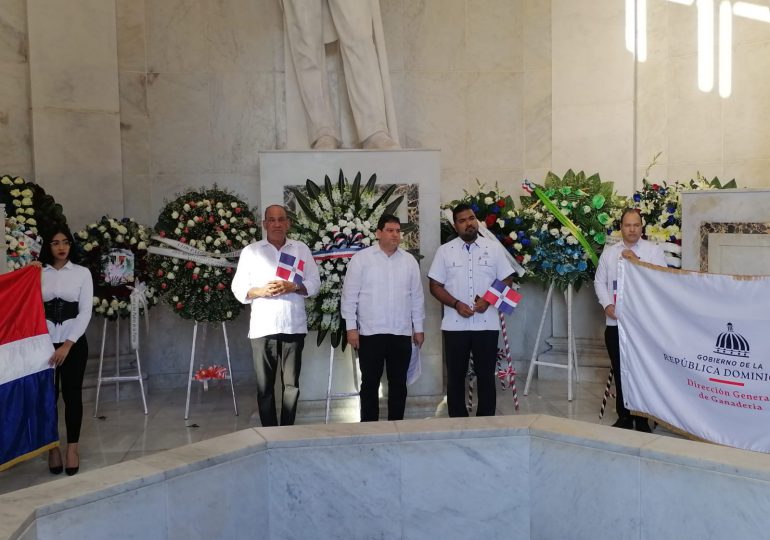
<box><xmin>723</xmin><ymin>41</ymin><xmax>770</xmax><ymax>162</ymax></box>
<box><xmin>119</xmin><ymin>71</ymin><xmax>150</xmax><ymax>175</ymax></box>
<box><xmin>635</xmin><ymin>165</ymin><xmax>669</xmax><ymax>188</ymax></box>
<box><xmin>147</xmin><ymin>72</ymin><xmax>214</xmax><ymax>174</ymax></box>
<box><xmin>467</xmin><ymin>169</ymin><xmax>523</xmax><ymax>197</ymax></box>
<box><xmin>524</xmin><ymin>67</ymin><xmax>551</xmax><ymax>171</ymax></box>
<box><xmin>274</xmin><ymin>69</ymin><xmax>287</xmax><ymax>150</ymax></box>
<box><xmin>552</xmin><ymin>101</ymin><xmax>634</xmax><ymax>190</ymax></box>
<box><xmin>0</xmin><ymin>62</ymin><xmax>31</xmax><ymax>174</ymax></box>
<box><xmin>211</xmin><ymin>71</ymin><xmax>276</xmax><ymax>174</ymax></box>
<box><xmin>666</xmin><ymin>0</ymin><xmax>697</xmax><ymax>57</ymax></box>
<box><xmin>32</xmin><ymin>109</ymin><xmax>123</xmax><ymax>228</ymax></box>
<box><xmin>467</xmin><ymin>72</ymin><xmax>523</xmax><ymax>170</ymax></box>
<box><xmin>116</xmin><ymin>0</ymin><xmax>146</xmax><ymax>72</ymax></box>
<box><xmin>27</xmin><ymin>0</ymin><xmax>119</xmax><ymax>112</ymax></box>
<box><xmin>552</xmin><ymin>0</ymin><xmax>632</xmax><ymax>108</ymax></box>
<box><xmin>723</xmin><ymin>160</ymin><xmax>770</xmax><ymax>189</ymax></box>
<box><xmin>206</xmin><ymin>0</ymin><xmax>277</xmax><ymax>73</ymax></box>
<box><xmin>523</xmin><ymin>0</ymin><xmax>551</xmax><ymax>71</ymax></box>
<box><xmin>666</xmin><ymin>163</ymin><xmax>724</xmax><ymax>184</ymax></box>
<box><xmin>465</xmin><ymin>0</ymin><xmax>522</xmax><ymax>72</ymax></box>
<box><xmin>0</xmin><ymin>0</ymin><xmax>28</xmax><ymax>64</ymax></box>
<box><xmin>380</xmin><ymin>0</ymin><xmax>405</xmax><ymax>72</ymax></box>
<box><xmin>123</xmin><ymin>174</ymin><xmax>153</xmax><ymax>225</ymax></box>
<box><xmin>402</xmin><ymin>72</ymin><xmax>467</xmax><ymax>170</ymax></box>
<box><xmin>388</xmin><ymin>70</ymin><xmax>406</xmax><ymax>146</ymax></box>
<box><xmin>146</xmin><ymin>0</ymin><xmax>209</xmax><ymax>73</ymax></box>
<box><xmin>666</xmin><ymin>54</ymin><xmax>723</xmax><ymax>166</ymax></box>
<box><xmin>731</xmin><ymin>7</ymin><xmax>770</xmax><ymax>47</ymax></box>
<box><xmin>403</xmin><ymin>0</ymin><xmax>465</xmax><ymax>71</ymax></box>
<box><xmin>635</xmin><ymin>59</ymin><xmax>668</xmax><ymax>172</ymax></box>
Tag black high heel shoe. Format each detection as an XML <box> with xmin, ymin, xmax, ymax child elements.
<box><xmin>48</xmin><ymin>450</ymin><xmax>63</xmax><ymax>475</ymax></box>
<box><xmin>65</xmin><ymin>453</ymin><xmax>79</xmax><ymax>476</ymax></box>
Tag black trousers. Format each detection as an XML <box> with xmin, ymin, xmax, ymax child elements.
<box><xmin>250</xmin><ymin>333</ymin><xmax>305</xmax><ymax>427</ymax></box>
<box><xmin>54</xmin><ymin>336</ymin><xmax>88</xmax><ymax>443</ymax></box>
<box><xmin>605</xmin><ymin>325</ymin><xmax>630</xmax><ymax>418</ymax></box>
<box><xmin>358</xmin><ymin>334</ymin><xmax>412</xmax><ymax>422</ymax></box>
<box><xmin>443</xmin><ymin>330</ymin><xmax>499</xmax><ymax>417</ymax></box>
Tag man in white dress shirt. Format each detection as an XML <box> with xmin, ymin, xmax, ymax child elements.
<box><xmin>341</xmin><ymin>214</ymin><xmax>424</xmax><ymax>421</ymax></box>
<box><xmin>428</xmin><ymin>204</ymin><xmax>515</xmax><ymax>417</ymax></box>
<box><xmin>231</xmin><ymin>205</ymin><xmax>320</xmax><ymax>426</ymax></box>
<box><xmin>594</xmin><ymin>208</ymin><xmax>667</xmax><ymax>432</ymax></box>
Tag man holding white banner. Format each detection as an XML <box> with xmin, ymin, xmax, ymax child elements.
<box><xmin>231</xmin><ymin>205</ymin><xmax>320</xmax><ymax>427</ymax></box>
<box><xmin>594</xmin><ymin>208</ymin><xmax>666</xmax><ymax>432</ymax></box>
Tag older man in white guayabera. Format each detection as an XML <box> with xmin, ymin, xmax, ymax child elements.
<box><xmin>282</xmin><ymin>0</ymin><xmax>400</xmax><ymax>150</ymax></box>
<box><xmin>594</xmin><ymin>208</ymin><xmax>667</xmax><ymax>433</ymax></box>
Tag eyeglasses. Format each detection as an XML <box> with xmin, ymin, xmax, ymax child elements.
<box><xmin>50</xmin><ymin>240</ymin><xmax>71</xmax><ymax>247</ymax></box>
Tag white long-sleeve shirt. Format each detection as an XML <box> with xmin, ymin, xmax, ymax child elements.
<box><xmin>594</xmin><ymin>238</ymin><xmax>667</xmax><ymax>326</ymax></box>
<box><xmin>428</xmin><ymin>236</ymin><xmax>515</xmax><ymax>331</ymax></box>
<box><xmin>42</xmin><ymin>262</ymin><xmax>93</xmax><ymax>343</ymax></box>
<box><xmin>341</xmin><ymin>245</ymin><xmax>425</xmax><ymax>336</ymax></box>
<box><xmin>231</xmin><ymin>239</ymin><xmax>320</xmax><ymax>339</ymax></box>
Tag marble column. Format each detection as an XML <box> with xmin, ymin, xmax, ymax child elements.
<box><xmin>27</xmin><ymin>0</ymin><xmax>123</xmax><ymax>229</ymax></box>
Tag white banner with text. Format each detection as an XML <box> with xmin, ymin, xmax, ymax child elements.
<box><xmin>618</xmin><ymin>259</ymin><xmax>770</xmax><ymax>453</ymax></box>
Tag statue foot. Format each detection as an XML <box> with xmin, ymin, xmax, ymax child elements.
<box><xmin>362</xmin><ymin>131</ymin><xmax>400</xmax><ymax>150</ymax></box>
<box><xmin>311</xmin><ymin>135</ymin><xmax>341</xmax><ymax>150</ymax></box>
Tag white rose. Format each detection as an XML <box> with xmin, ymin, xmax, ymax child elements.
<box><xmin>206</xmin><ymin>236</ymin><xmax>213</xmax><ymax>243</ymax></box>
<box><xmin>193</xmin><ymin>267</ymin><xmax>200</xmax><ymax>274</ymax></box>
<box><xmin>137</xmin><ymin>241</ymin><xmax>147</xmax><ymax>249</ymax></box>
<box><xmin>110</xmin><ymin>299</ymin><xmax>119</xmax><ymax>308</ymax></box>
<box><xmin>175</xmin><ymin>228</ymin><xmax>182</xmax><ymax>235</ymax></box>
<box><xmin>187</xmin><ymin>219</ymin><xmax>195</xmax><ymax>227</ymax></box>
<box><xmin>25</xmin><ymin>208</ymin><xmax>34</xmax><ymax>215</ymax></box>
<box><xmin>216</xmin><ymin>202</ymin><xmax>223</xmax><ymax>209</ymax></box>
<box><xmin>21</xmin><ymin>197</ymin><xmax>32</xmax><ymax>206</ymax></box>
<box><xmin>497</xmin><ymin>219</ymin><xmax>505</xmax><ymax>228</ymax></box>
<box><xmin>183</xmin><ymin>204</ymin><xmax>191</xmax><ymax>211</ymax></box>
<box><xmin>172</xmin><ymin>296</ymin><xmax>179</xmax><ymax>302</ymax></box>
<box><xmin>523</xmin><ymin>254</ymin><xmax>531</xmax><ymax>264</ymax></box>
<box><xmin>107</xmin><ymin>308</ymin><xmax>114</xmax><ymax>316</ymax></box>
<box><xmin>130</xmin><ymin>237</ymin><xmax>137</xmax><ymax>244</ymax></box>
<box><xmin>115</xmin><ymin>235</ymin><xmax>124</xmax><ymax>242</ymax></box>
<box><xmin>84</xmin><ymin>243</ymin><xmax>93</xmax><ymax>252</ymax></box>
<box><xmin>549</xmin><ymin>228</ymin><xmax>559</xmax><ymax>237</ymax></box>
<box><xmin>218</xmin><ymin>209</ymin><xmax>226</xmax><ymax>217</ymax></box>
<box><xmin>230</xmin><ymin>202</ymin><xmax>237</xmax><ymax>208</ymax></box>
<box><xmin>514</xmin><ymin>242</ymin><xmax>523</xmax><ymax>251</ymax></box>
<box><xmin>98</xmin><ymin>225</ymin><xmax>106</xmax><ymax>232</ymax></box>
<box><xmin>118</xmin><ymin>226</ymin><xmax>128</xmax><ymax>234</ymax></box>
<box><xmin>78</xmin><ymin>231</ymin><xmax>88</xmax><ymax>239</ymax></box>
<box><xmin>167</xmin><ymin>272</ymin><xmax>175</xmax><ymax>279</ymax></box>
<box><xmin>171</xmin><ymin>211</ymin><xmax>179</xmax><ymax>219</ymax></box>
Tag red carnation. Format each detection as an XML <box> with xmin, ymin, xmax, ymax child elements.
<box><xmin>175</xmin><ymin>302</ymin><xmax>183</xmax><ymax>310</ymax></box>
<box><xmin>183</xmin><ymin>227</ymin><xmax>189</xmax><ymax>233</ymax></box>
<box><xmin>161</xmin><ymin>282</ymin><xmax>168</xmax><ymax>289</ymax></box>
<box><xmin>234</xmin><ymin>207</ymin><xmax>241</xmax><ymax>214</ymax></box>
<box><xmin>185</xmin><ymin>261</ymin><xmax>195</xmax><ymax>269</ymax></box>
<box><xmin>156</xmin><ymin>269</ymin><xmax>164</xmax><ymax>277</ymax></box>
<box><xmin>203</xmin><ymin>285</ymin><xmax>210</xmax><ymax>292</ymax></box>
<box><xmin>191</xmin><ymin>274</ymin><xmax>198</xmax><ymax>280</ymax></box>
<box><xmin>216</xmin><ymin>283</ymin><xmax>225</xmax><ymax>290</ymax></box>
<box><xmin>208</xmin><ymin>216</ymin><xmax>215</xmax><ymax>224</ymax></box>
<box><xmin>497</xmin><ymin>200</ymin><xmax>505</xmax><ymax>208</ymax></box>
<box><xmin>180</xmin><ymin>237</ymin><xmax>187</xmax><ymax>243</ymax></box>
<box><xmin>503</xmin><ymin>236</ymin><xmax>513</xmax><ymax>246</ymax></box>
<box><xmin>159</xmin><ymin>231</ymin><xmax>166</xmax><ymax>237</ymax></box>
<box><xmin>485</xmin><ymin>214</ymin><xmax>497</xmax><ymax>227</ymax></box>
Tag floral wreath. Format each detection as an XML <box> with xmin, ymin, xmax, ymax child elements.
<box><xmin>288</xmin><ymin>170</ymin><xmax>406</xmax><ymax>349</ymax></box>
<box><xmin>149</xmin><ymin>187</ymin><xmax>259</xmax><ymax>322</ymax></box>
<box><xmin>76</xmin><ymin>217</ymin><xmax>159</xmax><ymax>319</ymax></box>
<box><xmin>0</xmin><ymin>175</ymin><xmax>67</xmax><ymax>240</ymax></box>
<box><xmin>520</xmin><ymin>170</ymin><xmax>618</xmax><ymax>290</ymax></box>
<box><xmin>441</xmin><ymin>181</ymin><xmax>535</xmax><ymax>279</ymax></box>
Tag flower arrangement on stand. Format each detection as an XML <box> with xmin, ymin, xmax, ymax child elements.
<box><xmin>5</xmin><ymin>215</ymin><xmax>41</xmax><ymax>271</ymax></box>
<box><xmin>288</xmin><ymin>170</ymin><xmax>406</xmax><ymax>348</ymax></box>
<box><xmin>76</xmin><ymin>217</ymin><xmax>159</xmax><ymax>319</ymax></box>
<box><xmin>149</xmin><ymin>187</ymin><xmax>259</xmax><ymax>322</ymax></box>
<box><xmin>521</xmin><ymin>170</ymin><xmax>618</xmax><ymax>290</ymax></box>
<box><xmin>440</xmin><ymin>182</ymin><xmax>536</xmax><ymax>278</ymax></box>
<box><xmin>613</xmin><ymin>173</ymin><xmax>738</xmax><ymax>268</ymax></box>
<box><xmin>0</xmin><ymin>175</ymin><xmax>67</xmax><ymax>239</ymax></box>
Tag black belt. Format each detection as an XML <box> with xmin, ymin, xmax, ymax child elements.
<box><xmin>44</xmin><ymin>298</ymin><xmax>79</xmax><ymax>325</ymax></box>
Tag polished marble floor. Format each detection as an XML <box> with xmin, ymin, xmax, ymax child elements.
<box><xmin>0</xmin><ymin>376</ymin><xmax>674</xmax><ymax>495</ymax></box>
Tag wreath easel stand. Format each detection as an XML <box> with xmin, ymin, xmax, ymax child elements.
<box><xmin>522</xmin><ymin>281</ymin><xmax>581</xmax><ymax>401</ymax></box>
<box><xmin>184</xmin><ymin>320</ymin><xmax>238</xmax><ymax>420</ymax></box>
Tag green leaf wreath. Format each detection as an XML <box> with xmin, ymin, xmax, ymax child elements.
<box><xmin>149</xmin><ymin>187</ymin><xmax>259</xmax><ymax>323</ymax></box>
<box><xmin>76</xmin><ymin>216</ymin><xmax>159</xmax><ymax>320</ymax></box>
<box><xmin>287</xmin><ymin>170</ymin><xmax>407</xmax><ymax>349</ymax></box>
<box><xmin>0</xmin><ymin>174</ymin><xmax>67</xmax><ymax>240</ymax></box>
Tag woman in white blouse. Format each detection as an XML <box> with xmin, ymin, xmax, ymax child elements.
<box><xmin>39</xmin><ymin>226</ymin><xmax>93</xmax><ymax>476</ymax></box>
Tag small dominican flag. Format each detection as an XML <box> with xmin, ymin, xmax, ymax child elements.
<box><xmin>482</xmin><ymin>279</ymin><xmax>522</xmax><ymax>315</ymax></box>
<box><xmin>276</xmin><ymin>252</ymin><xmax>305</xmax><ymax>285</ymax></box>
<box><xmin>0</xmin><ymin>266</ymin><xmax>58</xmax><ymax>471</ymax></box>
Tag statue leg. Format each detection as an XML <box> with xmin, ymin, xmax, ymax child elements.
<box><xmin>327</xmin><ymin>0</ymin><xmax>390</xmax><ymax>144</ymax></box>
<box><xmin>282</xmin><ymin>0</ymin><xmax>340</xmax><ymax>146</ymax></box>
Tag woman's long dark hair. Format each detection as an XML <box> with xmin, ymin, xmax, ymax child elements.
<box><xmin>39</xmin><ymin>225</ymin><xmax>76</xmax><ymax>266</ymax></box>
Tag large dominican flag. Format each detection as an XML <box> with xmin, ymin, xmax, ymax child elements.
<box><xmin>0</xmin><ymin>266</ymin><xmax>57</xmax><ymax>471</ymax></box>
<box><xmin>275</xmin><ymin>252</ymin><xmax>305</xmax><ymax>285</ymax></box>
